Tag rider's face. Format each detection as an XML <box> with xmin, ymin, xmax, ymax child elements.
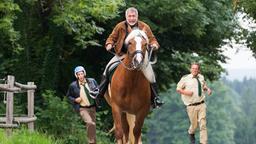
<box><xmin>126</xmin><ymin>11</ymin><xmax>138</xmax><ymax>26</ymax></box>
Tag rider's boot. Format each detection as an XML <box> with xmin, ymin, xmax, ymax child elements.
<box><xmin>96</xmin><ymin>75</ymin><xmax>109</xmax><ymax>108</ymax></box>
<box><xmin>150</xmin><ymin>82</ymin><xmax>164</xmax><ymax>108</ymax></box>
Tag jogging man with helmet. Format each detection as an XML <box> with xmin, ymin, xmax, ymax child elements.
<box><xmin>66</xmin><ymin>66</ymin><xmax>99</xmax><ymax>144</ymax></box>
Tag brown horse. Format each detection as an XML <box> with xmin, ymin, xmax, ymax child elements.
<box><xmin>105</xmin><ymin>29</ymin><xmax>152</xmax><ymax>144</ymax></box>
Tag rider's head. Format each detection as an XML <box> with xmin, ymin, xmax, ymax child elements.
<box><xmin>125</xmin><ymin>7</ymin><xmax>138</xmax><ymax>26</ymax></box>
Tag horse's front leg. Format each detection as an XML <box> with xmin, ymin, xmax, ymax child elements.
<box><xmin>134</xmin><ymin>106</ymin><xmax>150</xmax><ymax>144</ymax></box>
<box><xmin>121</xmin><ymin>113</ymin><xmax>130</xmax><ymax>143</ymax></box>
<box><xmin>112</xmin><ymin>104</ymin><xmax>124</xmax><ymax>144</ymax></box>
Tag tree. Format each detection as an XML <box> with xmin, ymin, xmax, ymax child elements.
<box><xmin>0</xmin><ymin>0</ymin><xmax>21</xmax><ymax>76</ymax></box>
<box><xmin>235</xmin><ymin>0</ymin><xmax>256</xmax><ymax>57</ymax></box>
<box><xmin>223</xmin><ymin>78</ymin><xmax>256</xmax><ymax>143</ymax></box>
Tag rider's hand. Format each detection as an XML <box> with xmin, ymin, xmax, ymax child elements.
<box><xmin>151</xmin><ymin>44</ymin><xmax>159</xmax><ymax>50</ymax></box>
<box><xmin>106</xmin><ymin>44</ymin><xmax>113</xmax><ymax>51</ymax></box>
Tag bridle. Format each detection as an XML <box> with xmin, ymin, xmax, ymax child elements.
<box><xmin>109</xmin><ymin>29</ymin><xmax>157</xmax><ymax>70</ymax></box>
<box><xmin>109</xmin><ymin>41</ymin><xmax>154</xmax><ymax>71</ymax></box>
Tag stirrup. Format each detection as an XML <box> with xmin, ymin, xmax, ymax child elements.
<box><xmin>95</xmin><ymin>95</ymin><xmax>104</xmax><ymax>109</ymax></box>
<box><xmin>153</xmin><ymin>97</ymin><xmax>164</xmax><ymax>108</ymax></box>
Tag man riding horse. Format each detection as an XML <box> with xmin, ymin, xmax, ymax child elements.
<box><xmin>98</xmin><ymin>7</ymin><xmax>164</xmax><ymax>108</ymax></box>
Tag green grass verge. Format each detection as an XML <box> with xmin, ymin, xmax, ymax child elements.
<box><xmin>0</xmin><ymin>128</ymin><xmax>60</xmax><ymax>144</ymax></box>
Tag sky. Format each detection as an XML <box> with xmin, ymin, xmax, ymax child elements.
<box><xmin>221</xmin><ymin>45</ymin><xmax>256</xmax><ymax>80</ymax></box>
<box><xmin>220</xmin><ymin>13</ymin><xmax>256</xmax><ymax>81</ymax></box>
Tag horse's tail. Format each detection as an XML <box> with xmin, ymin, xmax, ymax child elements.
<box><xmin>108</xmin><ymin>124</ymin><xmax>115</xmax><ymax>134</ymax></box>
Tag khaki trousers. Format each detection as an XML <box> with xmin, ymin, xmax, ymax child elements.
<box><xmin>79</xmin><ymin>107</ymin><xmax>96</xmax><ymax>144</ymax></box>
<box><xmin>186</xmin><ymin>103</ymin><xmax>207</xmax><ymax>144</ymax></box>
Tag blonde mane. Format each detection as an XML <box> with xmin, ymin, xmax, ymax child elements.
<box><xmin>125</xmin><ymin>29</ymin><xmax>149</xmax><ymax>45</ymax></box>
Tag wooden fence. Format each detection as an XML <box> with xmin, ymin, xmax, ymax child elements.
<box><xmin>0</xmin><ymin>75</ymin><xmax>37</xmax><ymax>136</ymax></box>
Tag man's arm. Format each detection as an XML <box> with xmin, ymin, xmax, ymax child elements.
<box><xmin>66</xmin><ymin>85</ymin><xmax>75</xmax><ymax>103</ymax></box>
<box><xmin>66</xmin><ymin>84</ymin><xmax>81</xmax><ymax>103</ymax></box>
<box><xmin>201</xmin><ymin>77</ymin><xmax>212</xmax><ymax>95</ymax></box>
<box><xmin>143</xmin><ymin>23</ymin><xmax>160</xmax><ymax>50</ymax></box>
<box><xmin>176</xmin><ymin>89</ymin><xmax>194</xmax><ymax>97</ymax></box>
<box><xmin>176</xmin><ymin>78</ymin><xmax>193</xmax><ymax>96</ymax></box>
<box><xmin>203</xmin><ymin>84</ymin><xmax>212</xmax><ymax>95</ymax></box>
<box><xmin>105</xmin><ymin>23</ymin><xmax>121</xmax><ymax>50</ymax></box>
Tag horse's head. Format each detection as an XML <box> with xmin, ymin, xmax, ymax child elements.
<box><xmin>124</xmin><ymin>29</ymin><xmax>149</xmax><ymax>70</ymax></box>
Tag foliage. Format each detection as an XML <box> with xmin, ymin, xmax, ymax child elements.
<box><xmin>36</xmin><ymin>90</ymin><xmax>87</xmax><ymax>143</ymax></box>
<box><xmin>0</xmin><ymin>0</ymin><xmax>21</xmax><ymax>48</ymax></box>
<box><xmin>223</xmin><ymin>78</ymin><xmax>256</xmax><ymax>143</ymax></box>
<box><xmin>247</xmin><ymin>31</ymin><xmax>256</xmax><ymax>57</ymax></box>
<box><xmin>236</xmin><ymin>0</ymin><xmax>256</xmax><ymax>57</ymax></box>
<box><xmin>239</xmin><ymin>0</ymin><xmax>256</xmax><ymax>19</ymax></box>
<box><xmin>52</xmin><ymin>0</ymin><xmax>125</xmax><ymax>48</ymax></box>
<box><xmin>145</xmin><ymin>85</ymin><xmax>190</xmax><ymax>144</ymax></box>
<box><xmin>96</xmin><ymin>109</ymin><xmax>115</xmax><ymax>142</ymax></box>
<box><xmin>0</xmin><ymin>0</ymin><xmax>22</xmax><ymax>76</ymax></box>
<box><xmin>206</xmin><ymin>81</ymin><xmax>237</xmax><ymax>144</ymax></box>
<box><xmin>0</xmin><ymin>128</ymin><xmax>60</xmax><ymax>144</ymax></box>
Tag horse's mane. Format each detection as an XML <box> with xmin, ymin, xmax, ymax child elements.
<box><xmin>125</xmin><ymin>29</ymin><xmax>149</xmax><ymax>45</ymax></box>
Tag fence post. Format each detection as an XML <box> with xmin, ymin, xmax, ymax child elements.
<box><xmin>6</xmin><ymin>75</ymin><xmax>14</xmax><ymax>136</ymax></box>
<box><xmin>27</xmin><ymin>82</ymin><xmax>35</xmax><ymax>131</ymax></box>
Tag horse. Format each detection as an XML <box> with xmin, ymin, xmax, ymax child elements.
<box><xmin>104</xmin><ymin>29</ymin><xmax>152</xmax><ymax>144</ymax></box>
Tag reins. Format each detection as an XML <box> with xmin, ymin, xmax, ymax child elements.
<box><xmin>108</xmin><ymin>49</ymin><xmax>136</xmax><ymax>70</ymax></box>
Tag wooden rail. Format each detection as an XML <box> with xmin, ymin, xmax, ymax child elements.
<box><xmin>0</xmin><ymin>75</ymin><xmax>37</xmax><ymax>136</ymax></box>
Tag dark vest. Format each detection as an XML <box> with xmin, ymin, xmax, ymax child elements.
<box><xmin>66</xmin><ymin>78</ymin><xmax>98</xmax><ymax>111</ymax></box>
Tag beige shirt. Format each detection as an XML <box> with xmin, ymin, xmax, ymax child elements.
<box><xmin>176</xmin><ymin>74</ymin><xmax>206</xmax><ymax>106</ymax></box>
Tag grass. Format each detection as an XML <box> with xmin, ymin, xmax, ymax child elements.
<box><xmin>0</xmin><ymin>128</ymin><xmax>60</xmax><ymax>144</ymax></box>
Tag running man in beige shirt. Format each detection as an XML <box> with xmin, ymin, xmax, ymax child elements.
<box><xmin>177</xmin><ymin>63</ymin><xmax>212</xmax><ymax>144</ymax></box>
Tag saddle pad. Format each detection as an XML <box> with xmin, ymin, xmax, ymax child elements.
<box><xmin>106</xmin><ymin>61</ymin><xmax>120</xmax><ymax>82</ymax></box>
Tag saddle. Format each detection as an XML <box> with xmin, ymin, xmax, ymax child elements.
<box><xmin>106</xmin><ymin>60</ymin><xmax>121</xmax><ymax>82</ymax></box>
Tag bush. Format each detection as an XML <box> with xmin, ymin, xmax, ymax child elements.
<box><xmin>36</xmin><ymin>90</ymin><xmax>114</xmax><ymax>143</ymax></box>
<box><xmin>36</xmin><ymin>90</ymin><xmax>86</xmax><ymax>144</ymax></box>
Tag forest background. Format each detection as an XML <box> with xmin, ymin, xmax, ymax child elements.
<box><xmin>0</xmin><ymin>0</ymin><xmax>256</xmax><ymax>143</ymax></box>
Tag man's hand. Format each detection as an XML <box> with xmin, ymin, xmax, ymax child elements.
<box><xmin>204</xmin><ymin>87</ymin><xmax>212</xmax><ymax>95</ymax></box>
<box><xmin>106</xmin><ymin>44</ymin><xmax>112</xmax><ymax>51</ymax></box>
<box><xmin>75</xmin><ymin>97</ymin><xmax>82</xmax><ymax>103</ymax></box>
<box><xmin>151</xmin><ymin>43</ymin><xmax>159</xmax><ymax>50</ymax></box>
<box><xmin>207</xmin><ymin>88</ymin><xmax>212</xmax><ymax>95</ymax></box>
